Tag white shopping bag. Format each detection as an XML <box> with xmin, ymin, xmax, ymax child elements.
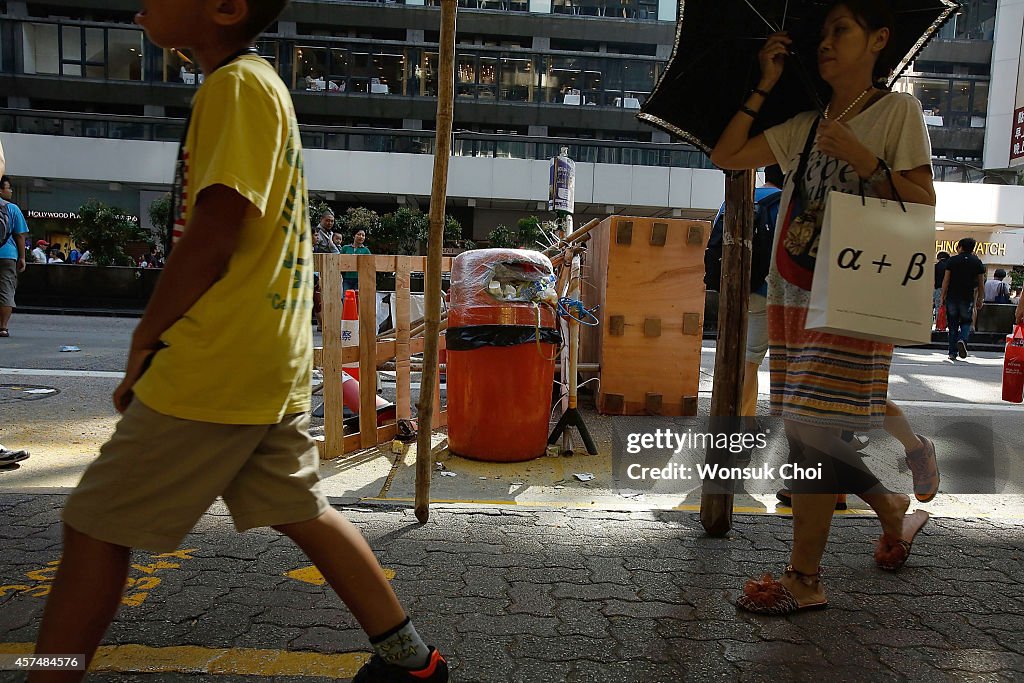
<box><xmin>806</xmin><ymin>190</ymin><xmax>935</xmax><ymax>346</ymax></box>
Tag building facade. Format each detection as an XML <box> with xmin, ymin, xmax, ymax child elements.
<box><xmin>1</xmin><ymin>0</ymin><xmax>1023</xmax><ymax>258</ymax></box>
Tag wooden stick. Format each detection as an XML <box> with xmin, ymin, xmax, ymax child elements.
<box><xmin>415</xmin><ymin>0</ymin><xmax>457</xmax><ymax>524</ymax></box>
<box><xmin>700</xmin><ymin>169</ymin><xmax>753</xmax><ymax>536</ymax></box>
<box><xmin>319</xmin><ymin>254</ymin><xmax>346</xmax><ymax>460</ymax></box>
<box><xmin>358</xmin><ymin>254</ymin><xmax>379</xmax><ymax>450</ymax></box>
<box><xmin>395</xmin><ymin>259</ymin><xmax>412</xmax><ymax>420</ymax></box>
<box><xmin>542</xmin><ymin>217</ymin><xmax>601</xmax><ymax>257</ymax></box>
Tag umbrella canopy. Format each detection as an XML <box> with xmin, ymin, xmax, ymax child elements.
<box><xmin>639</xmin><ymin>0</ymin><xmax>958</xmax><ymax>153</ymax></box>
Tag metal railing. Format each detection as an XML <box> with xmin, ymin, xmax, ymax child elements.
<box><xmin>0</xmin><ymin>108</ymin><xmax>714</xmax><ymax>169</ymax></box>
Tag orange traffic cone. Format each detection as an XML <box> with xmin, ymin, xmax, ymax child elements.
<box><xmin>342</xmin><ymin>289</ymin><xmax>359</xmax><ymax>380</ymax></box>
<box><xmin>342</xmin><ymin>371</ymin><xmax>396</xmax><ymax>425</ymax></box>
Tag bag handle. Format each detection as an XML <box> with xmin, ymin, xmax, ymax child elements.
<box><xmin>858</xmin><ymin>158</ymin><xmax>907</xmax><ymax>213</ymax></box>
<box><xmin>792</xmin><ymin>118</ymin><xmax>820</xmax><ymax>199</ymax></box>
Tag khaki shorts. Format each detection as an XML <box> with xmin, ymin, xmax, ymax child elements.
<box><xmin>0</xmin><ymin>259</ymin><xmax>17</xmax><ymax>308</ymax></box>
<box><xmin>63</xmin><ymin>399</ymin><xmax>331</xmax><ymax>553</ymax></box>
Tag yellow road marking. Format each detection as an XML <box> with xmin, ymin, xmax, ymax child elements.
<box><xmin>0</xmin><ymin>643</ymin><xmax>370</xmax><ymax>677</ymax></box>
<box><xmin>2</xmin><ymin>550</ymin><xmax>197</xmax><ymax>606</ymax></box>
<box><xmin>285</xmin><ymin>566</ymin><xmax>395</xmax><ymax>586</ymax></box>
<box><xmin>363</xmin><ymin>496</ymin><xmax>805</xmax><ymax>515</ymax></box>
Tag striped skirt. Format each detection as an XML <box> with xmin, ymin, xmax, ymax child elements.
<box><xmin>767</xmin><ymin>299</ymin><xmax>892</xmax><ymax>431</ymax></box>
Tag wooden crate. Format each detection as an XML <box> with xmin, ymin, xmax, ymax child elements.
<box><xmin>580</xmin><ymin>216</ymin><xmax>709</xmax><ymax>416</ymax></box>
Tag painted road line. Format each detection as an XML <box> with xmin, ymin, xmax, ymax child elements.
<box><xmin>0</xmin><ymin>368</ymin><xmax>124</xmax><ymax>379</ymax></box>
<box><xmin>286</xmin><ymin>565</ymin><xmax>395</xmax><ymax>586</ymax></box>
<box><xmin>0</xmin><ymin>643</ymin><xmax>369</xmax><ymax>678</ymax></box>
<box><xmin>0</xmin><ymin>550</ymin><xmax>196</xmax><ymax>606</ymax></box>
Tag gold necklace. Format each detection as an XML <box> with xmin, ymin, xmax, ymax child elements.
<box><xmin>824</xmin><ymin>86</ymin><xmax>874</xmax><ymax>121</ymax></box>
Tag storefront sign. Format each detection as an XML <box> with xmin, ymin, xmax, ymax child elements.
<box><xmin>1012</xmin><ymin>106</ymin><xmax>1024</xmax><ymax>163</ymax></box>
<box><xmin>935</xmin><ymin>229</ymin><xmax>1024</xmax><ymax>265</ymax></box>
<box><xmin>27</xmin><ymin>210</ymin><xmax>139</xmax><ymax>223</ymax></box>
<box><xmin>936</xmin><ymin>239</ymin><xmax>1007</xmax><ymax>257</ymax></box>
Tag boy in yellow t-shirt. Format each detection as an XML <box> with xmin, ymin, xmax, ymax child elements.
<box><xmin>31</xmin><ymin>2</ymin><xmax>447</xmax><ymax>682</ymax></box>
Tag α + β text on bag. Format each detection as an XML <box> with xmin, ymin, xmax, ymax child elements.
<box><xmin>806</xmin><ymin>174</ymin><xmax>935</xmax><ymax>346</ymax></box>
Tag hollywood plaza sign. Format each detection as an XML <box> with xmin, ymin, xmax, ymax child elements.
<box><xmin>27</xmin><ymin>210</ymin><xmax>139</xmax><ymax>223</ymax></box>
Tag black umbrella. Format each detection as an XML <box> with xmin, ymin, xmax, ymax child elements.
<box><xmin>639</xmin><ymin>0</ymin><xmax>959</xmax><ymax>152</ymax></box>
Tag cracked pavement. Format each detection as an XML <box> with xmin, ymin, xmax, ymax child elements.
<box><xmin>2</xmin><ymin>493</ymin><xmax>1024</xmax><ymax>682</ymax></box>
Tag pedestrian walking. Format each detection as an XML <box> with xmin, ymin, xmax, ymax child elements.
<box><xmin>31</xmin><ymin>2</ymin><xmax>448</xmax><ymax>681</ymax></box>
<box><xmin>934</xmin><ymin>250</ymin><xmax>949</xmax><ymax>329</ymax></box>
<box><xmin>31</xmin><ymin>239</ymin><xmax>48</xmax><ymax>264</ymax></box>
<box><xmin>340</xmin><ymin>228</ymin><xmax>372</xmax><ymax>297</ymax></box>
<box><xmin>983</xmin><ymin>268</ymin><xmax>1011</xmax><ymax>304</ymax></box>
<box><xmin>711</xmin><ymin>0</ymin><xmax>937</xmax><ymax>615</ymax></box>
<box><xmin>313</xmin><ymin>209</ymin><xmax>340</xmax><ymax>254</ymax></box>
<box><xmin>940</xmin><ymin>237</ymin><xmax>985</xmax><ymax>360</ymax></box>
<box><xmin>1</xmin><ymin>172</ymin><xmax>30</xmax><ymax>339</ymax></box>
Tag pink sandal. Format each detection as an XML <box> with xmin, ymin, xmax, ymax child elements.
<box><xmin>736</xmin><ymin>566</ymin><xmax>829</xmax><ymax>615</ymax></box>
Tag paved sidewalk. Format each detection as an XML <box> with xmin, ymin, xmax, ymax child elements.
<box><xmin>2</xmin><ymin>493</ymin><xmax>1023</xmax><ymax>682</ymax></box>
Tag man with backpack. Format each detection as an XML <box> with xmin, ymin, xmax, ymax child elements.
<box><xmin>0</xmin><ymin>172</ymin><xmax>30</xmax><ymax>340</ymax></box>
<box><xmin>704</xmin><ymin>165</ymin><xmax>783</xmax><ymax>416</ymax></box>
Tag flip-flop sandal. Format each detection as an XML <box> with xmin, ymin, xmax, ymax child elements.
<box><xmin>736</xmin><ymin>567</ymin><xmax>828</xmax><ymax>616</ymax></box>
<box><xmin>875</xmin><ymin>510</ymin><xmax>930</xmax><ymax>571</ymax></box>
<box><xmin>776</xmin><ymin>490</ymin><xmax>848</xmax><ymax>511</ymax></box>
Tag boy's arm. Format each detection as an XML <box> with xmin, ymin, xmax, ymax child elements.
<box><xmin>113</xmin><ymin>185</ymin><xmax>249</xmax><ymax>412</ymax></box>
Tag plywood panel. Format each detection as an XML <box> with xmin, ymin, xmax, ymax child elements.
<box><xmin>585</xmin><ymin>216</ymin><xmax>710</xmax><ymax>416</ymax></box>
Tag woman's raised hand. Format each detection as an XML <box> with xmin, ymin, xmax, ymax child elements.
<box><xmin>758</xmin><ymin>32</ymin><xmax>791</xmax><ymax>90</ymax></box>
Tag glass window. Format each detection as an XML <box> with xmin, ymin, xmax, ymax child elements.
<box><xmin>24</xmin><ymin>23</ymin><xmax>60</xmax><ymax>74</ymax></box>
<box><xmin>544</xmin><ymin>55</ymin><xmax>601</xmax><ymax>105</ymax></box>
<box><xmin>421</xmin><ymin>52</ymin><xmax>439</xmax><ymax>96</ymax></box>
<box><xmin>479</xmin><ymin>56</ymin><xmax>497</xmax><ymax>99</ymax></box>
<box><xmin>347</xmin><ymin>51</ymin><xmax>372</xmax><ymax>92</ymax></box>
<box><xmin>82</xmin><ymin>27</ymin><xmax>105</xmax><ymax>78</ymax></box>
<box><xmin>107</xmin><ymin>29</ymin><xmax>143</xmax><ymax>80</ymax></box>
<box><xmin>328</xmin><ymin>48</ymin><xmax>348</xmax><ymax>91</ymax></box>
<box><xmin>971</xmin><ymin>82</ymin><xmax>988</xmax><ymax>128</ymax></box>
<box><xmin>294</xmin><ymin>45</ymin><xmax>328</xmax><ymax>90</ymax></box>
<box><xmin>373</xmin><ymin>52</ymin><xmax>404</xmax><ymax>95</ymax></box>
<box><xmin>907</xmin><ymin>77</ymin><xmax>949</xmax><ymax>120</ymax></box>
<box><xmin>456</xmin><ymin>53</ymin><xmax>477</xmax><ymax>98</ymax></box>
<box><xmin>61</xmin><ymin>25</ymin><xmax>82</xmax><ymax>63</ymax></box>
<box><xmin>499</xmin><ymin>55</ymin><xmax>534</xmax><ymax>102</ymax></box>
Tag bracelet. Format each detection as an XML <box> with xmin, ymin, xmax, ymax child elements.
<box><xmin>752</xmin><ymin>87</ymin><xmax>771</xmax><ymax>98</ymax></box>
<box><xmin>863</xmin><ymin>158</ymin><xmax>889</xmax><ymax>186</ymax></box>
<box><xmin>739</xmin><ymin>105</ymin><xmax>759</xmax><ymax>118</ymax></box>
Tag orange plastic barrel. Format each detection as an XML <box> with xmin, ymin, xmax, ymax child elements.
<box><xmin>447</xmin><ymin>249</ymin><xmax>558</xmax><ymax>462</ymax></box>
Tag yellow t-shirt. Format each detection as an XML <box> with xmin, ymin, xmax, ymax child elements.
<box><xmin>134</xmin><ymin>55</ymin><xmax>313</xmax><ymax>425</ymax></box>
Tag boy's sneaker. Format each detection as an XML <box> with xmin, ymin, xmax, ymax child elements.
<box><xmin>906</xmin><ymin>435</ymin><xmax>939</xmax><ymax>503</ymax></box>
<box><xmin>957</xmin><ymin>340</ymin><xmax>968</xmax><ymax>359</ymax></box>
<box><xmin>353</xmin><ymin>647</ymin><xmax>448</xmax><ymax>683</ymax></box>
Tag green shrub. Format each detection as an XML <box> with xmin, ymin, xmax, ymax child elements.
<box><xmin>69</xmin><ymin>200</ymin><xmax>150</xmax><ymax>267</ymax></box>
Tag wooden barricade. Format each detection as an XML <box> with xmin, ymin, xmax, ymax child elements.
<box><xmin>314</xmin><ymin>254</ymin><xmax>452</xmax><ymax>459</ymax></box>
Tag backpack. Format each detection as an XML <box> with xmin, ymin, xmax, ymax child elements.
<box><xmin>0</xmin><ymin>199</ymin><xmax>11</xmax><ymax>250</ymax></box>
<box><xmin>703</xmin><ymin>190</ymin><xmax>781</xmax><ymax>293</ymax></box>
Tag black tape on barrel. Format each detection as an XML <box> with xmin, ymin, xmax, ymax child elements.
<box><xmin>446</xmin><ymin>325</ymin><xmax>562</xmax><ymax>351</ymax></box>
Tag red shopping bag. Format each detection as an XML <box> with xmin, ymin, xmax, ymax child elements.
<box><xmin>1003</xmin><ymin>325</ymin><xmax>1024</xmax><ymax>403</ymax></box>
<box><xmin>935</xmin><ymin>304</ymin><xmax>946</xmax><ymax>332</ymax></box>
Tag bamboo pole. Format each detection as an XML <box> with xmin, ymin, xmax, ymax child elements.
<box><xmin>700</xmin><ymin>169</ymin><xmax>754</xmax><ymax>536</ymax></box>
<box><xmin>415</xmin><ymin>0</ymin><xmax>457</xmax><ymax>524</ymax></box>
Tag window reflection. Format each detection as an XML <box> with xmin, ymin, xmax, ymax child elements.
<box><xmin>499</xmin><ymin>56</ymin><xmax>533</xmax><ymax>102</ymax></box>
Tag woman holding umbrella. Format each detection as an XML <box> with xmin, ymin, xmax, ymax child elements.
<box><xmin>711</xmin><ymin>0</ymin><xmax>938</xmax><ymax>615</ymax></box>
